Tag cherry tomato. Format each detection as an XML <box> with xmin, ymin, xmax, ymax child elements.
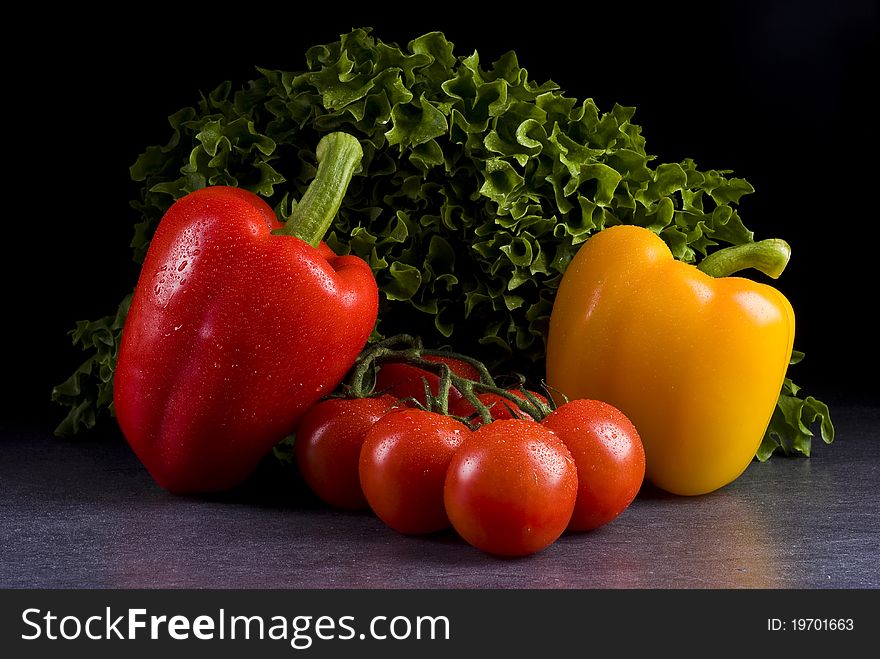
<box><xmin>375</xmin><ymin>355</ymin><xmax>481</xmax><ymax>409</ymax></box>
<box><xmin>450</xmin><ymin>389</ymin><xmax>549</xmax><ymax>426</ymax></box>
<box><xmin>359</xmin><ymin>408</ymin><xmax>469</xmax><ymax>535</ymax></box>
<box><xmin>541</xmin><ymin>399</ymin><xmax>645</xmax><ymax>531</ymax></box>
<box><xmin>443</xmin><ymin>419</ymin><xmax>577</xmax><ymax>557</ymax></box>
<box><xmin>295</xmin><ymin>395</ymin><xmax>398</xmax><ymax>509</ymax></box>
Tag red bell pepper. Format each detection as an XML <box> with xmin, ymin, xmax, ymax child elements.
<box><xmin>113</xmin><ymin>132</ymin><xmax>377</xmax><ymax>493</ymax></box>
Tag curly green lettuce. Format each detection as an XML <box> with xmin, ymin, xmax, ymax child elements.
<box><xmin>53</xmin><ymin>27</ymin><xmax>833</xmax><ymax>458</ymax></box>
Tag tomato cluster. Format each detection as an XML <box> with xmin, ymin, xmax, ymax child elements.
<box><xmin>295</xmin><ymin>356</ymin><xmax>646</xmax><ymax>557</ymax></box>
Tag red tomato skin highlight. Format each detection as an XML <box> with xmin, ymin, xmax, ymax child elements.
<box><xmin>295</xmin><ymin>395</ymin><xmax>398</xmax><ymax>510</ymax></box>
<box><xmin>541</xmin><ymin>399</ymin><xmax>646</xmax><ymax>531</ymax></box>
<box><xmin>443</xmin><ymin>419</ymin><xmax>577</xmax><ymax>557</ymax></box>
<box><xmin>359</xmin><ymin>409</ymin><xmax>469</xmax><ymax>535</ymax></box>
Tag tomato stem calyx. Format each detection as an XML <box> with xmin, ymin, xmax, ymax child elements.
<box><xmin>345</xmin><ymin>334</ymin><xmax>553</xmax><ymax>429</ymax></box>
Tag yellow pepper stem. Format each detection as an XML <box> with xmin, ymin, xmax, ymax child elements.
<box><xmin>697</xmin><ymin>238</ymin><xmax>791</xmax><ymax>279</ymax></box>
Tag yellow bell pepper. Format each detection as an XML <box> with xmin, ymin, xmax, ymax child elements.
<box><xmin>546</xmin><ymin>225</ymin><xmax>794</xmax><ymax>496</ymax></box>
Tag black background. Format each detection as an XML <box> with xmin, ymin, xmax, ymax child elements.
<box><xmin>8</xmin><ymin>1</ymin><xmax>877</xmax><ymax>429</ymax></box>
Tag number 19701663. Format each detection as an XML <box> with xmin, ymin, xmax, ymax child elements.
<box><xmin>768</xmin><ymin>618</ymin><xmax>854</xmax><ymax>631</ymax></box>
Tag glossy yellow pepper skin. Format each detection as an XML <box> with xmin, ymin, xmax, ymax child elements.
<box><xmin>546</xmin><ymin>225</ymin><xmax>794</xmax><ymax>496</ymax></box>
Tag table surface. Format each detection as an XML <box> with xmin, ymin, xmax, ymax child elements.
<box><xmin>2</xmin><ymin>404</ymin><xmax>878</xmax><ymax>589</ymax></box>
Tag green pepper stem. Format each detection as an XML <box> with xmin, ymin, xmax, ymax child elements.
<box><xmin>277</xmin><ymin>132</ymin><xmax>363</xmax><ymax>247</ymax></box>
<box><xmin>697</xmin><ymin>238</ymin><xmax>791</xmax><ymax>279</ymax></box>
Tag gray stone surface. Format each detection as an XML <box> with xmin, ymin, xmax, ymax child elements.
<box><xmin>2</xmin><ymin>406</ymin><xmax>878</xmax><ymax>589</ymax></box>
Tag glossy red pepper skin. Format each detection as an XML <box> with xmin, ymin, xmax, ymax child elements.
<box><xmin>114</xmin><ymin>186</ymin><xmax>378</xmax><ymax>493</ymax></box>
